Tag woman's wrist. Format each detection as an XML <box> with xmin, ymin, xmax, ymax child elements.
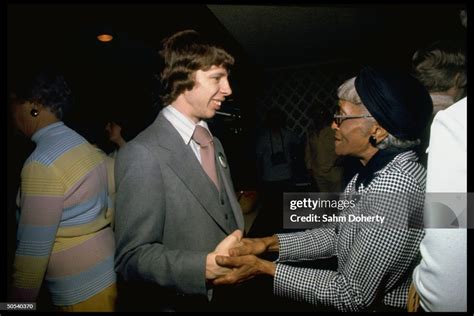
<box><xmin>264</xmin><ymin>235</ymin><xmax>280</xmax><ymax>252</ymax></box>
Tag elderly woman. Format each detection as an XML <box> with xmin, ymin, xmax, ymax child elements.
<box><xmin>213</xmin><ymin>67</ymin><xmax>433</xmax><ymax>312</ymax></box>
<box><xmin>8</xmin><ymin>70</ymin><xmax>117</xmax><ymax>311</ymax></box>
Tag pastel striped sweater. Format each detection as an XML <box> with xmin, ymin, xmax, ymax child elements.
<box><xmin>11</xmin><ymin>122</ymin><xmax>116</xmax><ymax>306</ymax></box>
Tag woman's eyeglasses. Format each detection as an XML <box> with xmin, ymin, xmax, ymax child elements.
<box><xmin>333</xmin><ymin>113</ymin><xmax>373</xmax><ymax>127</ymax></box>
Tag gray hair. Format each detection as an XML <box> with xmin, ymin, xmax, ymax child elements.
<box><xmin>337</xmin><ymin>77</ymin><xmax>362</xmax><ymax>105</ymax></box>
<box><xmin>377</xmin><ymin>133</ymin><xmax>420</xmax><ymax>150</ymax></box>
<box><xmin>337</xmin><ymin>76</ymin><xmax>421</xmax><ymax>150</ymax></box>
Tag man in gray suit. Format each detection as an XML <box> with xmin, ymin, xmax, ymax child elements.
<box><xmin>114</xmin><ymin>30</ymin><xmax>245</xmax><ymax>311</ymax></box>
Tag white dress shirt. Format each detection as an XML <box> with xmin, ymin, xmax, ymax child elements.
<box><xmin>162</xmin><ymin>105</ymin><xmax>213</xmax><ymax>164</ymax></box>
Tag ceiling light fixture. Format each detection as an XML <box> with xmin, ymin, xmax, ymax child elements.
<box><xmin>97</xmin><ymin>33</ymin><xmax>113</xmax><ymax>42</ymax></box>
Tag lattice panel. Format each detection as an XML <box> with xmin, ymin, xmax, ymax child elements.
<box><xmin>257</xmin><ymin>64</ymin><xmax>353</xmax><ymax>138</ymax></box>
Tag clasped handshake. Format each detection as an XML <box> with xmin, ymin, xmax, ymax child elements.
<box><xmin>205</xmin><ymin>230</ymin><xmax>278</xmax><ymax>285</ymax></box>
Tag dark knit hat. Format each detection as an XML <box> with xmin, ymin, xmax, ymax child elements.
<box><xmin>355</xmin><ymin>66</ymin><xmax>433</xmax><ymax>140</ymax></box>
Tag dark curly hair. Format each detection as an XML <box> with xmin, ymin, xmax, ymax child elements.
<box><xmin>159</xmin><ymin>30</ymin><xmax>234</xmax><ymax>104</ymax></box>
<box><xmin>9</xmin><ymin>68</ymin><xmax>72</xmax><ymax>120</ymax></box>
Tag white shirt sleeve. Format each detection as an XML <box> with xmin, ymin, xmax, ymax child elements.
<box><xmin>412</xmin><ymin>97</ymin><xmax>467</xmax><ymax>312</ymax></box>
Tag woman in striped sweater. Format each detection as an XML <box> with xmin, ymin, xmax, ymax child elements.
<box><xmin>8</xmin><ymin>70</ymin><xmax>117</xmax><ymax>311</ymax></box>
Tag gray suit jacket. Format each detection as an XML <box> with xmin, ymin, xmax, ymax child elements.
<box><xmin>114</xmin><ymin>111</ymin><xmax>244</xmax><ymax>300</ymax></box>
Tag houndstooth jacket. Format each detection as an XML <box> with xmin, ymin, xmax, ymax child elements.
<box><xmin>274</xmin><ymin>150</ymin><xmax>425</xmax><ymax>311</ymax></box>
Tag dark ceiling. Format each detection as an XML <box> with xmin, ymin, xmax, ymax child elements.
<box><xmin>8</xmin><ymin>4</ymin><xmax>467</xmax><ymax>70</ymax></box>
<box><xmin>209</xmin><ymin>4</ymin><xmax>467</xmax><ymax>68</ymax></box>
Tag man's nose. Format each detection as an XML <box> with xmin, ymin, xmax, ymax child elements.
<box><xmin>220</xmin><ymin>78</ymin><xmax>232</xmax><ymax>96</ymax></box>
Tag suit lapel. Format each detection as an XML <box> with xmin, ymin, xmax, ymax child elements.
<box><xmin>154</xmin><ymin>113</ymin><xmax>230</xmax><ymax>233</ymax></box>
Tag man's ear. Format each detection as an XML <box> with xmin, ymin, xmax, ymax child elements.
<box><xmin>454</xmin><ymin>72</ymin><xmax>466</xmax><ymax>89</ymax></box>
